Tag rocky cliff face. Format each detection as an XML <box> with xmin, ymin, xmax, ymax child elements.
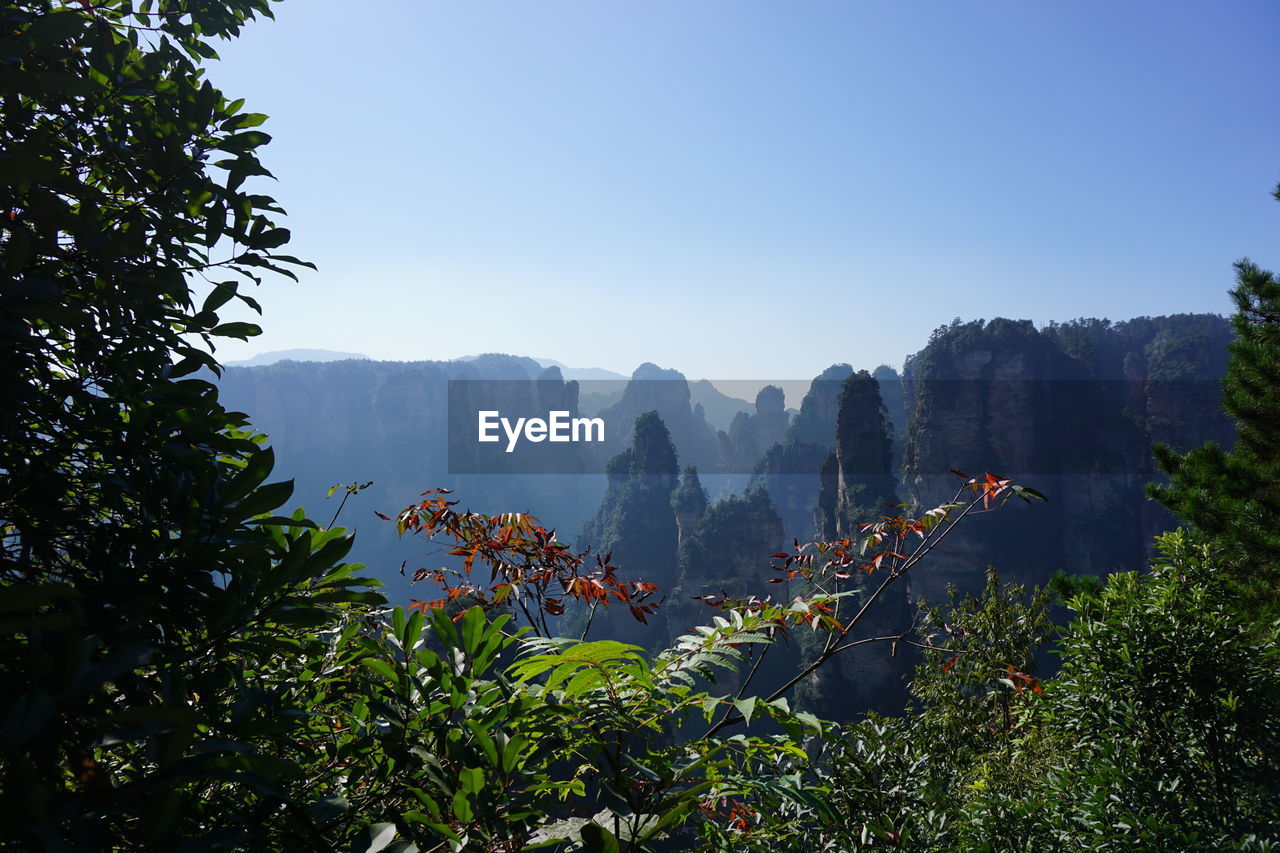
<box><xmin>597</xmin><ymin>364</ymin><xmax>720</xmax><ymax>471</ymax></box>
<box><xmin>750</xmin><ymin>368</ymin><xmax>898</xmax><ymax>544</ymax></box>
<box><xmin>801</xmin><ymin>316</ymin><xmax>1235</xmax><ymax>720</ymax></box>
<box><xmin>786</xmin><ymin>364</ymin><xmax>855</xmax><ymax>447</ymax></box>
<box><xmin>688</xmin><ymin>380</ymin><xmax>753</xmax><ymax>432</ymax></box>
<box><xmin>579</xmin><ymin>424</ymin><xmax>787</xmax><ymax>651</ymax></box>
<box><xmin>745</xmin><ymin>367</ymin><xmax>859</xmax><ymax>544</ymax></box>
<box><xmin>674</xmin><ymin>488</ymin><xmax>785</xmax><ymax>599</ymax></box>
<box><xmin>671</xmin><ymin>465</ymin><xmax>709</xmax><ymax>550</ymax></box>
<box><xmin>873</xmin><ymin>364</ymin><xmax>907</xmax><ymax>472</ymax></box>
<box><xmin>802</xmin><ymin>372</ymin><xmax>909</xmax><ymax>717</ymax></box>
<box><xmin>576</xmin><ymin>412</ymin><xmax>682</xmax><ymax>647</ymax></box>
<box><xmin>901</xmin><ymin>315</ymin><xmax>1235</xmax><ymax>604</ymax></box>
<box><xmin>717</xmin><ymin>384</ymin><xmax>791</xmax><ymax>474</ymax></box>
<box><xmin>666</xmin><ymin>487</ymin><xmax>786</xmax><ymax>647</ymax></box>
<box><xmin>751</xmin><ymin>441</ymin><xmax>830</xmax><ymax>542</ymax></box>
<box><xmin>829</xmin><ymin>371</ymin><xmax>898</xmax><ymax>535</ymax></box>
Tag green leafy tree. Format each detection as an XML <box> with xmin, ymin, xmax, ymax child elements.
<box><xmin>721</xmin><ymin>533</ymin><xmax>1280</xmax><ymax>852</ymax></box>
<box><xmin>1150</xmin><ymin>214</ymin><xmax>1280</xmax><ymax>609</ymax></box>
<box><xmin>361</xmin><ymin>492</ymin><xmax>834</xmax><ymax>852</ymax></box>
<box><xmin>719</xmin><ymin>572</ymin><xmax>1054</xmax><ymax>852</ymax></box>
<box><xmin>372</xmin><ymin>474</ymin><xmax>1042</xmax><ymax>851</ymax></box>
<box><xmin>952</xmin><ymin>532</ymin><xmax>1280</xmax><ymax>852</ymax></box>
<box><xmin>0</xmin><ymin>1</ymin><xmax>386</xmax><ymax>847</ymax></box>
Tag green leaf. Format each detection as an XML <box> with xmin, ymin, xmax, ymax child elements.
<box><xmin>384</xmin><ymin>843</ymin><xmax>420</xmax><ymax>853</ymax></box>
<box><xmin>245</xmin><ymin>515</ymin><xmax>318</xmax><ymax>529</ymax></box>
<box><xmin>501</xmin><ymin>735</ymin><xmax>527</xmax><ymax>774</ymax></box>
<box><xmin>464</xmin><ymin>721</ymin><xmax>499</xmax><ymax>767</ymax></box>
<box><xmin>461</xmin><ymin>605</ymin><xmax>485</xmax><ymax>657</ymax></box>
<box><xmin>794</xmin><ymin>711</ymin><xmax>823</xmax><ymax>732</ymax></box>
<box><xmin>225</xmin><ymin>112</ymin><xmax>269</xmax><ymax>129</ymax></box>
<box><xmin>508</xmin><ymin>640</ymin><xmax>646</xmax><ymax>688</ymax></box>
<box><xmin>1012</xmin><ymin>484</ymin><xmax>1049</xmax><ymax>502</ymax></box>
<box><xmin>222</xmin><ymin>446</ymin><xmax>276</xmax><ymax>504</ymax></box>
<box><xmin>403</xmin><ymin>609</ymin><xmax>424</xmax><ymax>651</ymax></box>
<box><xmin>231</xmin><ymin>480</ymin><xmax>294</xmax><ymax>519</ymax></box>
<box><xmin>361</xmin><ymin>658</ymin><xmax>400</xmax><ymax>684</ymax></box>
<box><xmin>218</xmin><ymin>130</ymin><xmax>273</xmax><ymax>152</ymax></box>
<box><xmin>351</xmin><ymin>822</ymin><xmax>398</xmax><ymax>853</ymax></box>
<box><xmin>734</xmin><ymin>696</ymin><xmax>758</xmax><ymax>726</ymax></box>
<box><xmin>202</xmin><ymin>281</ymin><xmax>238</xmax><ymax>314</ymax></box>
<box><xmin>635</xmin><ymin>799</ymin><xmax>698</xmax><ymax>843</ymax></box>
<box><xmin>580</xmin><ymin>822</ymin><xmax>622</xmax><ymax>853</ymax></box>
<box><xmin>24</xmin><ymin>10</ymin><xmax>84</xmax><ymax>48</ymax></box>
<box><xmin>451</xmin><ymin>789</ymin><xmax>473</xmax><ymax>824</ymax></box>
<box><xmin>459</xmin><ymin>766</ymin><xmax>484</xmax><ymax>795</ymax></box>
<box><xmin>210</xmin><ymin>321</ymin><xmax>262</xmax><ymax>340</ymax></box>
<box><xmin>248</xmin><ymin>227</ymin><xmax>291</xmax><ymax>249</ymax></box>
<box><xmin>312</xmin><ymin>794</ymin><xmax>349</xmax><ymax>823</ymax></box>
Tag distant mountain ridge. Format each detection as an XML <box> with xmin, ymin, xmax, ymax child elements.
<box><xmin>227</xmin><ymin>348</ymin><xmax>369</xmax><ymax>366</ymax></box>
<box><xmin>455</xmin><ymin>355</ymin><xmax>755</xmax><ymax>431</ymax></box>
<box><xmin>236</xmin><ymin>351</ymin><xmax>766</xmax><ymax>431</ymax></box>
<box><xmin>532</xmin><ymin>358</ymin><xmax>628</xmax><ymax>382</ymax></box>
<box><xmin>453</xmin><ymin>353</ymin><xmax>629</xmax><ymax>382</ymax></box>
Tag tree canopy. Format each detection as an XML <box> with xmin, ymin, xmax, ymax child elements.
<box><xmin>1</xmin><ymin>1</ymin><xmax>382</xmax><ymax>846</ymax></box>
<box><xmin>1151</xmin><ymin>190</ymin><xmax>1280</xmax><ymax>611</ymax></box>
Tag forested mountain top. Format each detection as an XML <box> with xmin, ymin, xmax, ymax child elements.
<box><xmin>904</xmin><ymin>313</ymin><xmax>1233</xmax><ymax>381</ymax></box>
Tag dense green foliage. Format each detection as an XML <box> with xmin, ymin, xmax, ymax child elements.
<box><xmin>0</xmin><ymin>1</ymin><xmax>390</xmax><ymax>847</ymax></box>
<box><xmin>1151</xmin><ymin>224</ymin><xmax>1280</xmax><ymax>609</ymax></box>
<box><xmin>674</xmin><ymin>487</ymin><xmax>783</xmax><ymax>600</ymax></box>
<box><xmin>720</xmin><ymin>535</ymin><xmax>1280</xmax><ymax>852</ymax></box>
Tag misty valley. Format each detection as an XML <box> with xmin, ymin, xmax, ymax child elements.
<box><xmin>216</xmin><ymin>313</ymin><xmax>1235</xmax><ymax>720</ymax></box>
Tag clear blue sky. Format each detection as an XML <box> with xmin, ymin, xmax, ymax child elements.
<box><xmin>208</xmin><ymin>0</ymin><xmax>1279</xmax><ymax>379</ymax></box>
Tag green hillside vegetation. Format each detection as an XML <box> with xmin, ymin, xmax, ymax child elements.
<box><xmin>2</xmin><ymin>2</ymin><xmax>1278</xmax><ymax>850</ymax></box>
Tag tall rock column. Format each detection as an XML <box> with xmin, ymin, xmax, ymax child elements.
<box><xmin>577</xmin><ymin>411</ymin><xmax>681</xmax><ymax>647</ymax></box>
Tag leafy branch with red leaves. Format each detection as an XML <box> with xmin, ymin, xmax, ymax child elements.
<box><xmin>700</xmin><ymin>471</ymin><xmax>1047</xmax><ymax>736</ymax></box>
<box><xmin>381</xmin><ymin>489</ymin><xmax>661</xmax><ymax>640</ymax></box>
<box><xmin>381</xmin><ymin>472</ymin><xmax>1044</xmax><ymax>738</ymax></box>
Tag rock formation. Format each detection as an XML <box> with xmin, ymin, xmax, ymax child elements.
<box><xmin>901</xmin><ymin>315</ymin><xmax>1235</xmax><ymax>604</ymax></box>
<box><xmin>816</xmin><ymin>371</ymin><xmax>898</xmax><ymax>539</ymax></box>
<box><xmin>597</xmin><ymin>364</ymin><xmax>720</xmax><ymax>471</ymax></box>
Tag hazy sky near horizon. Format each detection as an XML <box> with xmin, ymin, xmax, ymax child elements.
<box><xmin>207</xmin><ymin>1</ymin><xmax>1279</xmax><ymax>379</ymax></box>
